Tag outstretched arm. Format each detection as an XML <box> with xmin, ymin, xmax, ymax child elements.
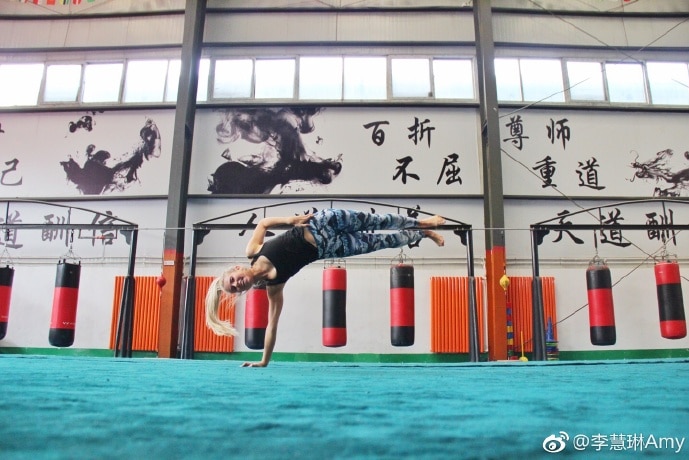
<box><xmin>242</xmin><ymin>284</ymin><xmax>284</xmax><ymax>367</ymax></box>
<box><xmin>245</xmin><ymin>214</ymin><xmax>313</xmax><ymax>257</ymax></box>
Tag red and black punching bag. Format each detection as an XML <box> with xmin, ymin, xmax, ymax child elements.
<box><xmin>0</xmin><ymin>265</ymin><xmax>14</xmax><ymax>340</ymax></box>
<box><xmin>586</xmin><ymin>260</ymin><xmax>616</xmax><ymax>346</ymax></box>
<box><xmin>49</xmin><ymin>260</ymin><xmax>81</xmax><ymax>347</ymax></box>
<box><xmin>390</xmin><ymin>264</ymin><xmax>415</xmax><ymax>346</ymax></box>
<box><xmin>244</xmin><ymin>285</ymin><xmax>269</xmax><ymax>349</ymax></box>
<box><xmin>654</xmin><ymin>261</ymin><xmax>687</xmax><ymax>339</ymax></box>
<box><xmin>323</xmin><ymin>266</ymin><xmax>347</xmax><ymax>347</ymax></box>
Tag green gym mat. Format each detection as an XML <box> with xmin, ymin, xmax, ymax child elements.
<box><xmin>1</xmin><ymin>355</ymin><xmax>687</xmax><ymax>459</ymax></box>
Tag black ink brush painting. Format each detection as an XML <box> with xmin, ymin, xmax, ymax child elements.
<box><xmin>207</xmin><ymin>108</ymin><xmax>343</xmax><ymax>194</ymax></box>
<box><xmin>60</xmin><ymin>118</ymin><xmax>162</xmax><ymax>195</ymax></box>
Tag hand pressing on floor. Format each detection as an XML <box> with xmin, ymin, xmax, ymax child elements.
<box><xmin>241</xmin><ymin>361</ymin><xmax>267</xmax><ymax>368</ymax></box>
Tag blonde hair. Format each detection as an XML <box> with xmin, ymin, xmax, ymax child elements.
<box><xmin>205</xmin><ymin>275</ymin><xmax>239</xmax><ymax>337</ymax></box>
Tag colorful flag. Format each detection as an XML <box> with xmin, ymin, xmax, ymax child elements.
<box><xmin>17</xmin><ymin>0</ymin><xmax>96</xmax><ymax>6</ymax></box>
<box><xmin>18</xmin><ymin>0</ymin><xmax>98</xmax><ymax>5</ymax></box>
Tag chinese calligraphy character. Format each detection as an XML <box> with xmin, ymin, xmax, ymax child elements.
<box><xmin>89</xmin><ymin>211</ymin><xmax>117</xmax><ymax>246</ymax></box>
<box><xmin>576</xmin><ymin>157</ymin><xmax>605</xmax><ymax>190</ymax></box>
<box><xmin>407</xmin><ymin>117</ymin><xmax>435</xmax><ymax>147</ymax></box>
<box><xmin>363</xmin><ymin>121</ymin><xmax>390</xmax><ymax>146</ymax></box>
<box><xmin>1</xmin><ymin>158</ymin><xmax>23</xmax><ymax>186</ymax></box>
<box><xmin>405</xmin><ymin>206</ymin><xmax>420</xmax><ymax>220</ymax></box>
<box><xmin>392</xmin><ymin>156</ymin><xmax>420</xmax><ymax>184</ymax></box>
<box><xmin>598</xmin><ymin>208</ymin><xmax>631</xmax><ymax>247</ymax></box>
<box><xmin>436</xmin><ymin>153</ymin><xmax>462</xmax><ymax>186</ymax></box>
<box><xmin>503</xmin><ymin>115</ymin><xmax>529</xmax><ymax>150</ymax></box>
<box><xmin>646</xmin><ymin>209</ymin><xmax>676</xmax><ymax>246</ymax></box>
<box><xmin>406</xmin><ymin>206</ymin><xmax>422</xmax><ymax>247</ymax></box>
<box><xmin>552</xmin><ymin>210</ymin><xmax>584</xmax><ymax>244</ymax></box>
<box><xmin>533</xmin><ymin>156</ymin><xmax>557</xmax><ymax>188</ymax></box>
<box><xmin>546</xmin><ymin>118</ymin><xmax>570</xmax><ymax>149</ymax></box>
<box><xmin>240</xmin><ymin>213</ymin><xmax>274</xmax><ymax>238</ymax></box>
<box><xmin>0</xmin><ymin>210</ymin><xmax>23</xmax><ymax>249</ymax></box>
<box><xmin>42</xmin><ymin>213</ymin><xmax>69</xmax><ymax>246</ymax></box>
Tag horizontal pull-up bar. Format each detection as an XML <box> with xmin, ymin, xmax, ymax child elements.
<box><xmin>194</xmin><ymin>198</ymin><xmax>470</xmax><ymax>227</ymax></box>
<box><xmin>193</xmin><ymin>223</ymin><xmax>469</xmax><ymax>231</ymax></box>
<box><xmin>0</xmin><ymin>224</ymin><xmax>138</xmax><ymax>231</ymax></box>
<box><xmin>0</xmin><ymin>199</ymin><xmax>138</xmax><ymax>227</ymax></box>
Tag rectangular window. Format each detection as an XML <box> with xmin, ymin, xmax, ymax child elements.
<box><xmin>214</xmin><ymin>59</ymin><xmax>253</xmax><ymax>99</ymax></box>
<box><xmin>495</xmin><ymin>58</ymin><xmax>522</xmax><ymax>101</ymax></box>
<box><xmin>519</xmin><ymin>59</ymin><xmax>564</xmax><ymax>102</ymax></box>
<box><xmin>165</xmin><ymin>60</ymin><xmax>180</xmax><ymax>102</ymax></box>
<box><xmin>0</xmin><ymin>63</ymin><xmax>44</xmax><ymax>107</ymax></box>
<box><xmin>255</xmin><ymin>59</ymin><xmax>295</xmax><ymax>99</ymax></box>
<box><xmin>647</xmin><ymin>62</ymin><xmax>689</xmax><ymax>105</ymax></box>
<box><xmin>197</xmin><ymin>58</ymin><xmax>210</xmax><ymax>102</ymax></box>
<box><xmin>391</xmin><ymin>58</ymin><xmax>431</xmax><ymax>98</ymax></box>
<box><xmin>44</xmin><ymin>64</ymin><xmax>82</xmax><ymax>103</ymax></box>
<box><xmin>82</xmin><ymin>63</ymin><xmax>123</xmax><ymax>103</ymax></box>
<box><xmin>165</xmin><ymin>58</ymin><xmax>210</xmax><ymax>102</ymax></box>
<box><xmin>566</xmin><ymin>61</ymin><xmax>605</xmax><ymax>101</ymax></box>
<box><xmin>432</xmin><ymin>59</ymin><xmax>474</xmax><ymax>99</ymax></box>
<box><xmin>299</xmin><ymin>57</ymin><xmax>342</xmax><ymax>100</ymax></box>
<box><xmin>123</xmin><ymin>60</ymin><xmax>168</xmax><ymax>103</ymax></box>
<box><xmin>343</xmin><ymin>57</ymin><xmax>387</xmax><ymax>100</ymax></box>
<box><xmin>605</xmin><ymin>62</ymin><xmax>647</xmax><ymax>103</ymax></box>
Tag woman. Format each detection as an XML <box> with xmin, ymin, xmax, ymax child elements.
<box><xmin>205</xmin><ymin>208</ymin><xmax>446</xmax><ymax>367</ymax></box>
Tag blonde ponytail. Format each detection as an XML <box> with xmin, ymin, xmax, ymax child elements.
<box><xmin>205</xmin><ymin>276</ymin><xmax>239</xmax><ymax>337</ymax></box>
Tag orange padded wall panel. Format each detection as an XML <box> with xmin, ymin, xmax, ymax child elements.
<box><xmin>430</xmin><ymin>277</ymin><xmax>486</xmax><ymax>353</ymax></box>
<box><xmin>110</xmin><ymin>276</ymin><xmax>235</xmax><ymax>353</ymax></box>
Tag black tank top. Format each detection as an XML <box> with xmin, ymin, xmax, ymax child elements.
<box><xmin>251</xmin><ymin>226</ymin><xmax>319</xmax><ymax>285</ymax></box>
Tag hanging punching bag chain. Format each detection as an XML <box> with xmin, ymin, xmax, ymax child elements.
<box><xmin>61</xmin><ymin>230</ymin><xmax>79</xmax><ymax>262</ymax></box>
<box><xmin>0</xmin><ymin>246</ymin><xmax>13</xmax><ymax>267</ymax></box>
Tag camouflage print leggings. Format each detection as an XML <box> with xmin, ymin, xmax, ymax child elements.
<box><xmin>307</xmin><ymin>209</ymin><xmax>424</xmax><ymax>260</ymax></box>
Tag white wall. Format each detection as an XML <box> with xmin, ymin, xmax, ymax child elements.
<box><xmin>2</xmin><ymin>190</ymin><xmax>688</xmax><ymax>354</ymax></box>
<box><xmin>1</xmin><ymin>105</ymin><xmax>689</xmax><ymax>354</ymax></box>
<box><xmin>0</xmin><ymin>199</ymin><xmax>167</xmax><ymax>349</ymax></box>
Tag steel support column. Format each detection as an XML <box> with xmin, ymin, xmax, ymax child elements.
<box><xmin>474</xmin><ymin>0</ymin><xmax>507</xmax><ymax>361</ymax></box>
<box><xmin>159</xmin><ymin>0</ymin><xmax>206</xmax><ymax>358</ymax></box>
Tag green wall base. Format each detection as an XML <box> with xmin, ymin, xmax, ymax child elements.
<box><xmin>0</xmin><ymin>347</ymin><xmax>156</xmax><ymax>358</ymax></box>
<box><xmin>2</xmin><ymin>347</ymin><xmax>688</xmax><ymax>362</ymax></box>
<box><xmin>557</xmin><ymin>348</ymin><xmax>689</xmax><ymax>361</ymax></box>
<box><xmin>197</xmin><ymin>352</ymin><xmax>487</xmax><ymax>363</ymax></box>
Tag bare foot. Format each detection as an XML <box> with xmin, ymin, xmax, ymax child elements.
<box><xmin>418</xmin><ymin>215</ymin><xmax>446</xmax><ymax>228</ymax></box>
<box><xmin>423</xmin><ymin>230</ymin><xmax>445</xmax><ymax>247</ymax></box>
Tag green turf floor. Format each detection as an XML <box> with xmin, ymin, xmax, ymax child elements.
<box><xmin>1</xmin><ymin>356</ymin><xmax>687</xmax><ymax>459</ymax></box>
